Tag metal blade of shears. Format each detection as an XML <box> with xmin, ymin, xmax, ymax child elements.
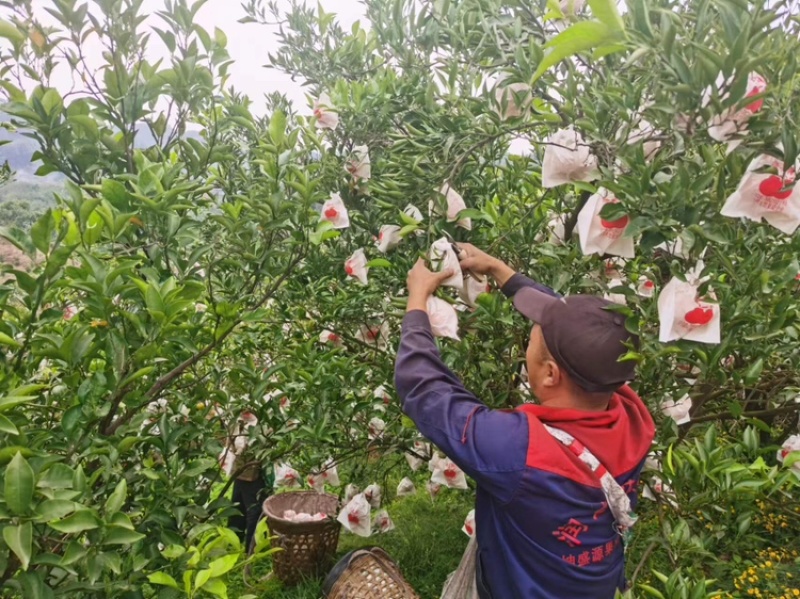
<box><xmin>442</xmin><ymin>230</ymin><xmax>463</xmax><ymax>257</ymax></box>
<box><xmin>442</xmin><ymin>231</ymin><xmax>471</xmax><ymax>279</ymax></box>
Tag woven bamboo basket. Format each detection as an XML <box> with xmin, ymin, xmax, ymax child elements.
<box><xmin>262</xmin><ymin>491</ymin><xmax>341</xmax><ymax>586</ymax></box>
<box><xmin>322</xmin><ymin>546</ymin><xmax>420</xmax><ymax>599</ymax></box>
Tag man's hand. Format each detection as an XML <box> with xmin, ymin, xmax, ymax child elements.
<box><xmin>406</xmin><ymin>258</ymin><xmax>453</xmax><ymax>312</ymax></box>
<box><xmin>456</xmin><ymin>243</ymin><xmax>515</xmax><ymax>286</ymax></box>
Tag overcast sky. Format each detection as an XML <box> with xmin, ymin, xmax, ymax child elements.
<box><xmin>185</xmin><ymin>0</ymin><xmax>366</xmax><ymax>110</ymax></box>
<box><xmin>2</xmin><ymin>0</ymin><xmax>367</xmax><ymax>115</ymax></box>
<box><xmin>1</xmin><ymin>0</ymin><xmax>534</xmax><ymax>153</ymax></box>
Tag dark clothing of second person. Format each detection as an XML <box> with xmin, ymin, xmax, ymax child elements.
<box><xmin>229</xmin><ymin>476</ymin><xmax>267</xmax><ymax>553</ymax></box>
<box><xmin>394</xmin><ymin>273</ymin><xmax>655</xmax><ymax>599</ymax></box>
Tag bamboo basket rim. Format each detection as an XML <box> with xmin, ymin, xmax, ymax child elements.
<box><xmin>262</xmin><ymin>490</ymin><xmax>340</xmax><ymax>534</ymax></box>
<box><xmin>322</xmin><ymin>546</ymin><xmax>419</xmax><ymax>599</ymax></box>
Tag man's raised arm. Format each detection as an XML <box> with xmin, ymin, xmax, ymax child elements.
<box><xmin>456</xmin><ymin>243</ymin><xmax>562</xmax><ymax>301</ymax></box>
<box><xmin>394</xmin><ymin>258</ymin><xmax>528</xmax><ymax>503</ymax></box>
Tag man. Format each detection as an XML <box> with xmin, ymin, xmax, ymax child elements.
<box><xmin>394</xmin><ymin>244</ymin><xmax>655</xmax><ymax>599</ymax></box>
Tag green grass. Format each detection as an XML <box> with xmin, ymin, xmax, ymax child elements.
<box><xmin>227</xmin><ymin>484</ymin><xmax>474</xmax><ymax>598</ymax></box>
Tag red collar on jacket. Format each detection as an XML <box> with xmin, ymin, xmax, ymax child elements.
<box><xmin>515</xmin><ymin>385</ymin><xmax>655</xmax><ymax>481</ymax></box>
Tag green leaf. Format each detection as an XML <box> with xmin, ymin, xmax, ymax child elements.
<box><xmin>737</xmin><ymin>514</ymin><xmax>752</xmax><ymax>535</ymax></box>
<box><xmin>592</xmin><ymin>43</ymin><xmax>626</xmax><ymax>59</ymax></box>
<box><xmin>0</xmin><ymin>414</ymin><xmax>18</xmax><ymax>435</ymax></box>
<box><xmin>618</xmin><ymin>351</ymin><xmax>644</xmax><ymax>364</ymax></box>
<box><xmin>0</xmin><ymin>332</ymin><xmax>22</xmax><ymax>348</ymax></box>
<box><xmin>40</xmin><ymin>89</ymin><xmax>62</xmax><ymax>116</ymax></box>
<box><xmin>61</xmin><ymin>406</ymin><xmax>83</xmax><ymax>434</ymax></box>
<box><xmin>30</xmin><ymin>210</ymin><xmax>54</xmax><ymax>255</ymax></box>
<box><xmin>457</xmin><ymin>208</ymin><xmax>495</xmax><ymax>225</ymax></box>
<box><xmin>692</xmin><ymin>225</ymin><xmax>728</xmax><ymax>245</ymax></box>
<box><xmin>144</xmin><ymin>285</ymin><xmax>166</xmax><ymax>321</ymax></box>
<box><xmin>186</xmin><ymin>546</ymin><xmax>201</xmax><ymax>568</ymax></box>
<box><xmin>545</xmin><ymin>0</ymin><xmax>565</xmax><ymax>18</ymax></box>
<box><xmin>16</xmin><ymin>571</ymin><xmax>54</xmax><ymax>599</ymax></box>
<box><xmin>82</xmin><ymin>211</ymin><xmax>105</xmax><ymax>245</ymax></box>
<box><xmin>598</xmin><ymin>202</ymin><xmax>628</xmax><ymax>221</ymax></box>
<box><xmin>101</xmin><ymin>180</ymin><xmax>131</xmax><ymax>210</ymax></box>
<box><xmin>269</xmin><ymin>110</ymin><xmax>287</xmax><ymax>146</ymax></box>
<box><xmin>194</xmin><ymin>26</ymin><xmax>211</xmax><ymax>51</ymax></box>
<box><xmin>0</xmin><ymin>395</ymin><xmax>37</xmax><ymax>413</ymax></box>
<box><xmin>104</xmin><ymin>479</ymin><xmax>127</xmax><ymax>514</ymax></box>
<box><xmin>782</xmin><ymin>123</ymin><xmax>798</xmax><ymax>170</ymax></box>
<box><xmin>399</xmin><ymin>210</ymin><xmax>422</xmax><ymax>226</ymax></box>
<box><xmin>60</xmin><ymin>541</ymin><xmax>88</xmax><ymax>566</ymax></box>
<box><xmin>533</xmin><ymin>21</ymin><xmax>614</xmax><ymax>82</ymax></box>
<box><xmin>67</xmin><ymin>115</ymin><xmax>98</xmax><ymax>138</ymax></box>
<box><xmin>630</xmin><ymin>0</ymin><xmax>653</xmax><ymax>37</ymax></box>
<box><xmin>119</xmin><ymin>367</ymin><xmax>155</xmax><ymax>389</ymax></box>
<box><xmin>214</xmin><ymin>26</ymin><xmax>228</xmax><ymax>48</ymax></box>
<box><xmin>366</xmin><ymin>259</ymin><xmax>391</xmax><ymax>268</ymax></box>
<box><xmin>637</xmin><ymin>584</ymin><xmax>666</xmax><ymax>599</ymax></box>
<box><xmin>310</xmin><ymin>226</ymin><xmax>340</xmax><ymax>246</ymax></box>
<box><xmin>253</xmin><ymin>518</ymin><xmax>271</xmax><ymax>553</ymax></box>
<box><xmin>3</xmin><ymin>522</ymin><xmax>32</xmax><ymax>570</ymax></box>
<box><xmin>72</xmin><ymin>466</ymin><xmax>85</xmax><ymax>493</ymax></box>
<box><xmin>398</xmin><ymin>224</ymin><xmax>419</xmax><ymax>238</ymax></box>
<box><xmin>0</xmin><ymin>81</ymin><xmax>25</xmax><ymax>102</ymax></box>
<box><xmin>622</xmin><ymin>216</ymin><xmax>653</xmax><ymax>238</ymax></box>
<box><xmin>13</xmin><ymin>384</ymin><xmax>45</xmax><ymax>397</ymax></box>
<box><xmin>203</xmin><ymin>578</ymin><xmax>228</xmax><ymax>598</ymax></box>
<box><xmin>743</xmin><ymin>357</ymin><xmax>764</xmax><ymax>385</ymax></box>
<box><xmin>207</xmin><ymin>553</ymin><xmax>238</xmax><ymax>578</ymax></box>
<box><xmin>5</xmin><ymin>452</ymin><xmax>34</xmax><ymax>515</ymax></box>
<box><xmin>147</xmin><ymin>572</ymin><xmax>180</xmax><ymax>590</ymax></box>
<box><xmin>784</xmin><ymin>451</ymin><xmax>800</xmax><ymax>469</ymax></box>
<box><xmin>36</xmin><ymin>463</ymin><xmax>75</xmax><ymax>489</ymax></box>
<box><xmin>48</xmin><ymin>509</ymin><xmax>101</xmax><ymax>533</ymax></box>
<box><xmin>0</xmin><ymin>19</ymin><xmax>24</xmax><ymax>45</ymax></box>
<box><xmin>0</xmin><ymin>226</ymin><xmax>36</xmax><ymax>257</ymax></box>
<box><xmin>108</xmin><ymin>511</ymin><xmax>135</xmax><ymax>530</ymax></box>
<box><xmin>195</xmin><ymin>568</ymin><xmax>212</xmax><ymax>591</ymax></box>
<box><xmin>117</xmin><ymin>437</ymin><xmax>142</xmax><ymax>453</ymax></box>
<box><xmin>102</xmin><ymin>526</ymin><xmax>146</xmax><ymax>545</ymax></box>
<box><xmin>588</xmin><ymin>0</ymin><xmax>625</xmax><ymax>31</ymax></box>
<box><xmin>0</xmin><ymin>446</ymin><xmax>33</xmax><ymax>465</ymax></box>
<box><xmin>35</xmin><ymin>500</ymin><xmax>77</xmax><ymax>521</ymax></box>
<box><xmin>161</xmin><ymin>544</ymin><xmax>186</xmax><ymax>559</ymax></box>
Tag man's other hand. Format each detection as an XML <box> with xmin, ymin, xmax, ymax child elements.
<box><xmin>457</xmin><ymin>243</ymin><xmax>515</xmax><ymax>286</ymax></box>
<box><xmin>406</xmin><ymin>258</ymin><xmax>453</xmax><ymax>312</ymax></box>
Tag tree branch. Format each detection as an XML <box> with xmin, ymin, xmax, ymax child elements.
<box><xmin>688</xmin><ymin>403</ymin><xmax>800</xmax><ymax>425</ymax></box>
<box><xmin>104</xmin><ymin>248</ymin><xmax>306</xmax><ymax>435</ymax></box>
<box><xmin>563</xmin><ymin>190</ymin><xmax>591</xmax><ymax>241</ymax></box>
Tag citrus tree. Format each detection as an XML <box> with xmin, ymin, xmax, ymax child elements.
<box><xmin>246</xmin><ymin>0</ymin><xmax>800</xmax><ymax>594</ymax></box>
<box><xmin>0</xmin><ymin>0</ymin><xmax>307</xmax><ymax>596</ymax></box>
<box><xmin>0</xmin><ymin>0</ymin><xmax>798</xmax><ymax>597</ymax></box>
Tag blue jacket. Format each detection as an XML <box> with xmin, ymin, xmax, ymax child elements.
<box><xmin>394</xmin><ymin>274</ymin><xmax>655</xmax><ymax>599</ymax></box>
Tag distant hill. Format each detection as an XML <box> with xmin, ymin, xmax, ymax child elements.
<box><xmin>0</xmin><ymin>238</ymin><xmax>34</xmax><ymax>270</ymax></box>
<box><xmin>0</xmin><ymin>112</ymin><xmax>204</xmax><ymax>229</ymax></box>
<box><xmin>0</xmin><ymin>131</ymin><xmax>44</xmax><ymax>178</ymax></box>
<box><xmin>0</xmin><ymin>114</ymin><xmax>64</xmax><ymax>225</ymax></box>
<box><xmin>0</xmin><ymin>113</ymin><xmax>203</xmax><ymax>179</ymax></box>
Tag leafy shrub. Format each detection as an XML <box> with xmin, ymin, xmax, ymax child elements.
<box><xmin>0</xmin><ymin>0</ymin><xmax>798</xmax><ymax>597</ymax></box>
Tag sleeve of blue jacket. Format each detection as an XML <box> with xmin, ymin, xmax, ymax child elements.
<box><xmin>394</xmin><ymin>273</ymin><xmax>561</xmax><ymax>504</ymax></box>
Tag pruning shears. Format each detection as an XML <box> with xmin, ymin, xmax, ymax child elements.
<box><xmin>442</xmin><ymin>230</ymin><xmax>464</xmax><ymax>258</ymax></box>
<box><xmin>442</xmin><ymin>231</ymin><xmax>473</xmax><ymax>279</ymax></box>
